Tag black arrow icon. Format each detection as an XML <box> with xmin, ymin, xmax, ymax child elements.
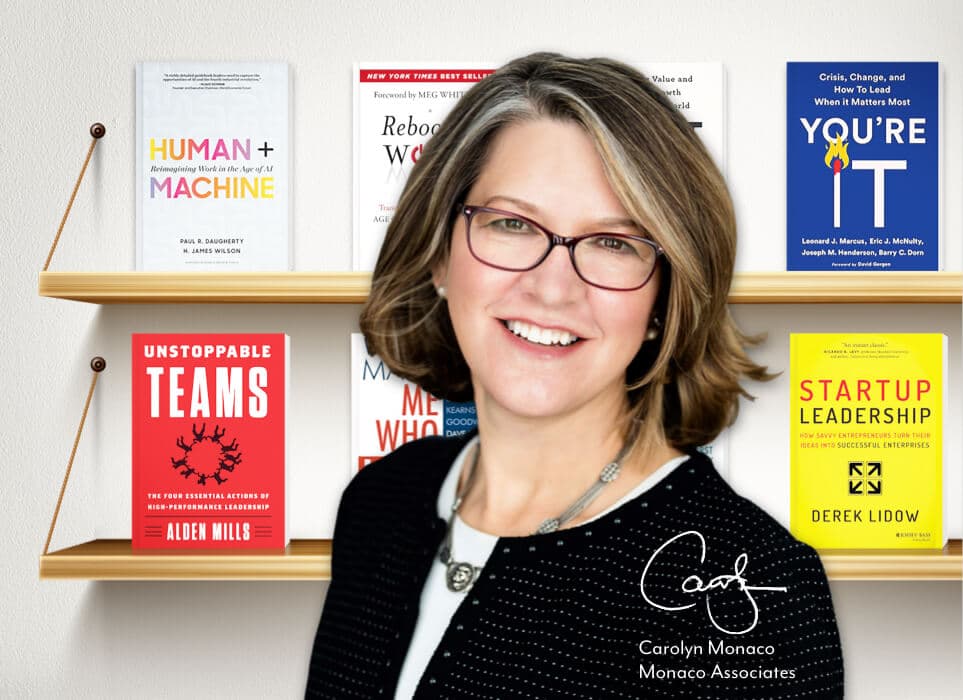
<box><xmin>849</xmin><ymin>480</ymin><xmax>864</xmax><ymax>495</ymax></box>
<box><xmin>867</xmin><ymin>481</ymin><xmax>882</xmax><ymax>495</ymax></box>
<box><xmin>867</xmin><ymin>462</ymin><xmax>882</xmax><ymax>476</ymax></box>
<box><xmin>849</xmin><ymin>462</ymin><xmax>863</xmax><ymax>477</ymax></box>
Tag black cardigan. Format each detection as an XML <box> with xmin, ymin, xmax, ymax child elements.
<box><xmin>306</xmin><ymin>432</ymin><xmax>844</xmax><ymax>699</ymax></box>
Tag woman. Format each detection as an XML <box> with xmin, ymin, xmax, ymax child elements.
<box><xmin>307</xmin><ymin>53</ymin><xmax>844</xmax><ymax>699</ymax></box>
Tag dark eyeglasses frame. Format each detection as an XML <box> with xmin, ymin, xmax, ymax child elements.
<box><xmin>458</xmin><ymin>204</ymin><xmax>664</xmax><ymax>291</ymax></box>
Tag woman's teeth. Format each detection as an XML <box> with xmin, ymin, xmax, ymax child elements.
<box><xmin>504</xmin><ymin>320</ymin><xmax>579</xmax><ymax>347</ymax></box>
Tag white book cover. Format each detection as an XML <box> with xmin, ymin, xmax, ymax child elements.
<box><xmin>352</xmin><ymin>63</ymin><xmax>495</xmax><ymax>271</ymax></box>
<box><xmin>638</xmin><ymin>62</ymin><xmax>726</xmax><ymax>174</ymax></box>
<box><xmin>136</xmin><ymin>62</ymin><xmax>290</xmax><ymax>271</ymax></box>
<box><xmin>351</xmin><ymin>334</ymin><xmax>477</xmax><ymax>475</ymax></box>
<box><xmin>353</xmin><ymin>62</ymin><xmax>723</xmax><ymax>271</ymax></box>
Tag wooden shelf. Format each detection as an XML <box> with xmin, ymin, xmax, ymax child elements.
<box><xmin>38</xmin><ymin>272</ymin><xmax>371</xmax><ymax>304</ymax></box>
<box><xmin>40</xmin><ymin>538</ymin><xmax>960</xmax><ymax>581</ymax></box>
<box><xmin>732</xmin><ymin>271</ymin><xmax>961</xmax><ymax>303</ymax></box>
<box><xmin>38</xmin><ymin>271</ymin><xmax>962</xmax><ymax>304</ymax></box>
<box><xmin>818</xmin><ymin>539</ymin><xmax>961</xmax><ymax>581</ymax></box>
<box><xmin>40</xmin><ymin>539</ymin><xmax>330</xmax><ymax>580</ymax></box>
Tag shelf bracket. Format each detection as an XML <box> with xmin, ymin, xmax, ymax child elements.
<box><xmin>43</xmin><ymin>123</ymin><xmax>106</xmax><ymax>272</ymax></box>
<box><xmin>43</xmin><ymin>357</ymin><xmax>107</xmax><ymax>556</ymax></box>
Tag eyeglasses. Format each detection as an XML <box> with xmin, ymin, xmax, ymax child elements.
<box><xmin>458</xmin><ymin>205</ymin><xmax>664</xmax><ymax>291</ymax></box>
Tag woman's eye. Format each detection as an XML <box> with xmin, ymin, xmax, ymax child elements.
<box><xmin>598</xmin><ymin>237</ymin><xmax>628</xmax><ymax>252</ymax></box>
<box><xmin>494</xmin><ymin>218</ymin><xmax>530</xmax><ymax>232</ymax></box>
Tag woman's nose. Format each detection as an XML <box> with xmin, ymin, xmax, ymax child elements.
<box><xmin>520</xmin><ymin>242</ymin><xmax>585</xmax><ymax>304</ymax></box>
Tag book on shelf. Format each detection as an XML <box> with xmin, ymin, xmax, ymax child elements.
<box><xmin>351</xmin><ymin>333</ymin><xmax>476</xmax><ymax>473</ymax></box>
<box><xmin>637</xmin><ymin>62</ymin><xmax>726</xmax><ymax>174</ymax></box>
<box><xmin>786</xmin><ymin>62</ymin><xmax>940</xmax><ymax>271</ymax></box>
<box><xmin>352</xmin><ymin>63</ymin><xmax>496</xmax><ymax>271</ymax></box>
<box><xmin>131</xmin><ymin>333</ymin><xmax>290</xmax><ymax>550</ymax></box>
<box><xmin>136</xmin><ymin>61</ymin><xmax>290</xmax><ymax>271</ymax></box>
<box><xmin>353</xmin><ymin>62</ymin><xmax>724</xmax><ymax>272</ymax></box>
<box><xmin>789</xmin><ymin>333</ymin><xmax>946</xmax><ymax>549</ymax></box>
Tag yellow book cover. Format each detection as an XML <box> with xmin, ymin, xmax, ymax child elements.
<box><xmin>790</xmin><ymin>333</ymin><xmax>945</xmax><ymax>549</ymax></box>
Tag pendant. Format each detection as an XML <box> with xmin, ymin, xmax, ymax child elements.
<box><xmin>445</xmin><ymin>561</ymin><xmax>478</xmax><ymax>592</ymax></box>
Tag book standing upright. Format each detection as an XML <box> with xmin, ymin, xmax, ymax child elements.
<box><xmin>787</xmin><ymin>62</ymin><xmax>940</xmax><ymax>270</ymax></box>
<box><xmin>131</xmin><ymin>333</ymin><xmax>290</xmax><ymax>550</ymax></box>
<box><xmin>136</xmin><ymin>62</ymin><xmax>290</xmax><ymax>271</ymax></box>
<box><xmin>789</xmin><ymin>333</ymin><xmax>946</xmax><ymax>549</ymax></box>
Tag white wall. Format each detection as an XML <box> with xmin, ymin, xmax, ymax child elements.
<box><xmin>2</xmin><ymin>0</ymin><xmax>960</xmax><ymax>697</ymax></box>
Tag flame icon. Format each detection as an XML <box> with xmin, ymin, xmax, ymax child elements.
<box><xmin>824</xmin><ymin>134</ymin><xmax>850</xmax><ymax>172</ymax></box>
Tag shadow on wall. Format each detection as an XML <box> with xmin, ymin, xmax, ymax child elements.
<box><xmin>63</xmin><ymin>580</ymin><xmax>328</xmax><ymax>699</ymax></box>
<box><xmin>828</xmin><ymin>580</ymin><xmax>962</xmax><ymax>699</ymax></box>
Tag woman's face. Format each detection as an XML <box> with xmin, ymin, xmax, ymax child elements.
<box><xmin>434</xmin><ymin>118</ymin><xmax>661</xmax><ymax>424</ymax></box>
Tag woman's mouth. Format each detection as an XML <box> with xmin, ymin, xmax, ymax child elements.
<box><xmin>502</xmin><ymin>319</ymin><xmax>581</xmax><ymax>347</ymax></box>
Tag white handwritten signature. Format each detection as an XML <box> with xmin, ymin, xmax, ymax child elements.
<box><xmin>639</xmin><ymin>530</ymin><xmax>788</xmax><ymax>635</ymax></box>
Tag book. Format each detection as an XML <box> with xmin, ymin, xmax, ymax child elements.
<box><xmin>789</xmin><ymin>333</ymin><xmax>946</xmax><ymax>548</ymax></box>
<box><xmin>787</xmin><ymin>62</ymin><xmax>940</xmax><ymax>270</ymax></box>
<box><xmin>353</xmin><ymin>63</ymin><xmax>495</xmax><ymax>271</ymax></box>
<box><xmin>352</xmin><ymin>62</ymin><xmax>724</xmax><ymax>272</ymax></box>
<box><xmin>351</xmin><ymin>333</ymin><xmax>476</xmax><ymax>472</ymax></box>
<box><xmin>136</xmin><ymin>62</ymin><xmax>290</xmax><ymax>271</ymax></box>
<box><xmin>131</xmin><ymin>333</ymin><xmax>290</xmax><ymax>550</ymax></box>
<box><xmin>638</xmin><ymin>62</ymin><xmax>726</xmax><ymax>174</ymax></box>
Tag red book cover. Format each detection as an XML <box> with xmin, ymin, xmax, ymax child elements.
<box><xmin>131</xmin><ymin>333</ymin><xmax>289</xmax><ymax>550</ymax></box>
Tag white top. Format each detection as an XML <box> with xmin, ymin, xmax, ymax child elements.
<box><xmin>393</xmin><ymin>436</ymin><xmax>689</xmax><ymax>699</ymax></box>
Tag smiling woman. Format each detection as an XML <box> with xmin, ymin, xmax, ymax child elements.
<box><xmin>306</xmin><ymin>53</ymin><xmax>844</xmax><ymax>699</ymax></box>
<box><xmin>435</xmin><ymin>118</ymin><xmax>664</xmax><ymax>438</ymax></box>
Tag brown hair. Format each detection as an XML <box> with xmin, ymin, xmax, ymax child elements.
<box><xmin>360</xmin><ymin>52</ymin><xmax>770</xmax><ymax>451</ymax></box>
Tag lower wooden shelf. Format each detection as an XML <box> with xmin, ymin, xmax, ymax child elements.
<box><xmin>40</xmin><ymin>539</ymin><xmax>960</xmax><ymax>581</ymax></box>
<box><xmin>818</xmin><ymin>540</ymin><xmax>961</xmax><ymax>581</ymax></box>
<box><xmin>40</xmin><ymin>539</ymin><xmax>331</xmax><ymax>580</ymax></box>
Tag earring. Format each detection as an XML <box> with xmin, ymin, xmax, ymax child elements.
<box><xmin>436</xmin><ymin>286</ymin><xmax>447</xmax><ymax>299</ymax></box>
<box><xmin>645</xmin><ymin>317</ymin><xmax>661</xmax><ymax>341</ymax></box>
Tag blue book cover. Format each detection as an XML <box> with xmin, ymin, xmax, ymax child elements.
<box><xmin>787</xmin><ymin>62</ymin><xmax>939</xmax><ymax>270</ymax></box>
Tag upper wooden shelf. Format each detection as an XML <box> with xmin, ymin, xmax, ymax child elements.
<box><xmin>733</xmin><ymin>271</ymin><xmax>961</xmax><ymax>303</ymax></box>
<box><xmin>38</xmin><ymin>271</ymin><xmax>962</xmax><ymax>304</ymax></box>
<box><xmin>39</xmin><ymin>538</ymin><xmax>961</xmax><ymax>581</ymax></box>
<box><xmin>39</xmin><ymin>271</ymin><xmax>370</xmax><ymax>303</ymax></box>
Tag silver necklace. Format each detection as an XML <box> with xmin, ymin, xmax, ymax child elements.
<box><xmin>438</xmin><ymin>439</ymin><xmax>631</xmax><ymax>593</ymax></box>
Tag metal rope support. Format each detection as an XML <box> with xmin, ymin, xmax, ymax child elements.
<box><xmin>43</xmin><ymin>357</ymin><xmax>106</xmax><ymax>555</ymax></box>
<box><xmin>43</xmin><ymin>123</ymin><xmax>106</xmax><ymax>272</ymax></box>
